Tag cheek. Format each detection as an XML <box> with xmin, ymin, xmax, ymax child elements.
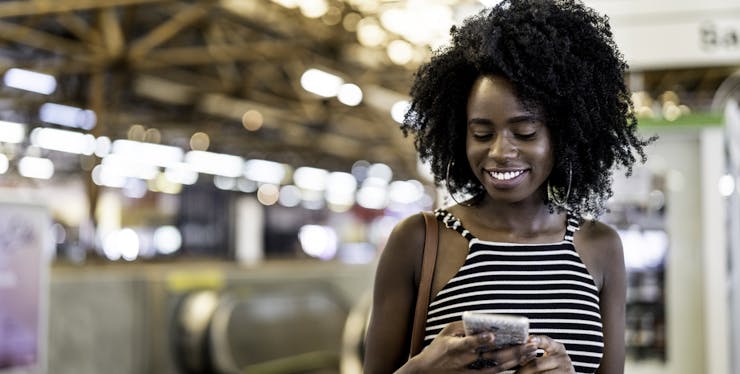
<box><xmin>465</xmin><ymin>138</ymin><xmax>487</xmax><ymax>166</ymax></box>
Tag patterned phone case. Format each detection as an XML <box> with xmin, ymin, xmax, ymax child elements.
<box><xmin>462</xmin><ymin>312</ymin><xmax>529</xmax><ymax>350</ymax></box>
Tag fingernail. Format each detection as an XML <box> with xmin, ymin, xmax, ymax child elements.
<box><xmin>528</xmin><ymin>336</ymin><xmax>540</xmax><ymax>344</ymax></box>
<box><xmin>481</xmin><ymin>332</ymin><xmax>493</xmax><ymax>342</ymax></box>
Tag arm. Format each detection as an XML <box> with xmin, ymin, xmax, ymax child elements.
<box><xmin>595</xmin><ymin>226</ymin><xmax>626</xmax><ymax>374</ymax></box>
<box><xmin>363</xmin><ymin>213</ymin><xmax>425</xmax><ymax>373</ymax></box>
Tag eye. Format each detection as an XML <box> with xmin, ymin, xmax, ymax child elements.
<box><xmin>515</xmin><ymin>132</ymin><xmax>536</xmax><ymax>140</ymax></box>
<box><xmin>472</xmin><ymin>132</ymin><xmax>493</xmax><ymax>140</ymax></box>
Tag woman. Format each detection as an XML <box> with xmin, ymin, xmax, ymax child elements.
<box><xmin>363</xmin><ymin>1</ymin><xmax>653</xmax><ymax>373</ymax></box>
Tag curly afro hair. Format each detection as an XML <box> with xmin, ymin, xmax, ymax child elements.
<box><xmin>402</xmin><ymin>0</ymin><xmax>654</xmax><ymax>216</ymax></box>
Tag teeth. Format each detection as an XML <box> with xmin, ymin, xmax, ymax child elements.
<box><xmin>490</xmin><ymin>170</ymin><xmax>524</xmax><ymax>180</ymax></box>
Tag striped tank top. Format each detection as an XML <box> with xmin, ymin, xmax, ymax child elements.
<box><xmin>422</xmin><ymin>209</ymin><xmax>603</xmax><ymax>373</ymax></box>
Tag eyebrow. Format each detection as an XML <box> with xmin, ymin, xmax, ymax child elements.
<box><xmin>467</xmin><ymin>114</ymin><xmax>542</xmax><ymax>126</ymax></box>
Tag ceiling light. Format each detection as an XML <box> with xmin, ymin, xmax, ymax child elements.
<box><xmin>278</xmin><ymin>185</ymin><xmax>302</xmax><ymax>207</ymax></box>
<box><xmin>185</xmin><ymin>150</ymin><xmax>243</xmax><ymax>178</ymax></box>
<box><xmin>92</xmin><ymin>164</ymin><xmax>126</xmax><ymax>188</ymax></box>
<box><xmin>389</xmin><ymin>180</ymin><xmax>424</xmax><ymax>204</ymax></box>
<box><xmin>0</xmin><ymin>154</ymin><xmax>8</xmax><ymax>174</ymax></box>
<box><xmin>95</xmin><ymin>136</ymin><xmax>112</xmax><ymax>157</ymax></box>
<box><xmin>298</xmin><ymin>225</ymin><xmax>337</xmax><ymax>260</ymax></box>
<box><xmin>128</xmin><ymin>124</ymin><xmax>146</xmax><ymax>141</ymax></box>
<box><xmin>101</xmin><ymin>154</ymin><xmax>159</xmax><ymax>180</ymax></box>
<box><xmin>112</xmin><ymin>139</ymin><xmax>184</xmax><ymax>168</ymax></box>
<box><xmin>356</xmin><ymin>184</ymin><xmax>387</xmax><ymax>210</ymax></box>
<box><xmin>326</xmin><ymin>171</ymin><xmax>357</xmax><ymax>207</ymax></box>
<box><xmin>342</xmin><ymin>12</ymin><xmax>362</xmax><ymax>32</ymax></box>
<box><xmin>321</xmin><ymin>6</ymin><xmax>343</xmax><ymax>26</ymax></box>
<box><xmin>257</xmin><ymin>184</ymin><xmax>280</xmax><ymax>206</ymax></box>
<box><xmin>3</xmin><ymin>68</ymin><xmax>57</xmax><ymax>95</ymax></box>
<box><xmin>244</xmin><ymin>159</ymin><xmax>286</xmax><ymax>185</ymax></box>
<box><xmin>189</xmin><ymin>132</ymin><xmax>210</xmax><ymax>151</ymax></box>
<box><xmin>103</xmin><ymin>228</ymin><xmax>140</xmax><ymax>261</ymax></box>
<box><xmin>271</xmin><ymin>0</ymin><xmax>298</xmax><ymax>8</ymax></box>
<box><xmin>153</xmin><ymin>226</ymin><xmax>182</xmax><ymax>255</ymax></box>
<box><xmin>0</xmin><ymin>120</ymin><xmax>26</xmax><ymax>143</ymax></box>
<box><xmin>18</xmin><ymin>156</ymin><xmax>54</xmax><ymax>179</ymax></box>
<box><xmin>164</xmin><ymin>163</ymin><xmax>199</xmax><ymax>185</ymax></box>
<box><xmin>39</xmin><ymin>102</ymin><xmax>96</xmax><ymax>130</ymax></box>
<box><xmin>300</xmin><ymin>68</ymin><xmax>344</xmax><ymax>97</ymax></box>
<box><xmin>391</xmin><ymin>100</ymin><xmax>410</xmax><ymax>124</ymax></box>
<box><xmin>367</xmin><ymin>162</ymin><xmax>393</xmax><ymax>183</ymax></box>
<box><xmin>30</xmin><ymin>127</ymin><xmax>96</xmax><ymax>155</ymax></box>
<box><xmin>719</xmin><ymin>174</ymin><xmax>735</xmax><ymax>197</ymax></box>
<box><xmin>356</xmin><ymin>18</ymin><xmax>386</xmax><ymax>47</ymax></box>
<box><xmin>387</xmin><ymin>39</ymin><xmax>414</xmax><ymax>65</ymax></box>
<box><xmin>294</xmin><ymin>166</ymin><xmax>329</xmax><ymax>191</ymax></box>
<box><xmin>299</xmin><ymin>0</ymin><xmax>329</xmax><ymax>18</ymax></box>
<box><xmin>337</xmin><ymin>83</ymin><xmax>363</xmax><ymax>106</ymax></box>
<box><xmin>213</xmin><ymin>175</ymin><xmax>237</xmax><ymax>190</ymax></box>
<box><xmin>242</xmin><ymin>110</ymin><xmax>264</xmax><ymax>131</ymax></box>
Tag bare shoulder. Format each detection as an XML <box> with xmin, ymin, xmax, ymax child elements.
<box><xmin>573</xmin><ymin>219</ymin><xmax>624</xmax><ymax>291</ymax></box>
<box><xmin>378</xmin><ymin>212</ymin><xmax>429</xmax><ymax>284</ymax></box>
<box><xmin>577</xmin><ymin>219</ymin><xmax>622</xmax><ymax>251</ymax></box>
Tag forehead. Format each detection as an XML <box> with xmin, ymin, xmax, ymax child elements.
<box><xmin>467</xmin><ymin>75</ymin><xmax>538</xmax><ymax>116</ymax></box>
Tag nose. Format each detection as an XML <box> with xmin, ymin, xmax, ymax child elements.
<box><xmin>488</xmin><ymin>134</ymin><xmax>517</xmax><ymax>161</ymax></box>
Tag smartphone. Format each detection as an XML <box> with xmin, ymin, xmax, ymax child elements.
<box><xmin>462</xmin><ymin>311</ymin><xmax>529</xmax><ymax>350</ymax></box>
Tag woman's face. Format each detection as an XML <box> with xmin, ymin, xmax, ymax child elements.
<box><xmin>465</xmin><ymin>75</ymin><xmax>554</xmax><ymax>204</ymax></box>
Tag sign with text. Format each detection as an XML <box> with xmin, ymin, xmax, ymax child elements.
<box><xmin>586</xmin><ymin>0</ymin><xmax>740</xmax><ymax>69</ymax></box>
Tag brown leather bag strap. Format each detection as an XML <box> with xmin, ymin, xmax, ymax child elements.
<box><xmin>409</xmin><ymin>211</ymin><xmax>439</xmax><ymax>358</ymax></box>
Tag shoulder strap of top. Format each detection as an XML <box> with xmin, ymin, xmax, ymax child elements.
<box><xmin>564</xmin><ymin>210</ymin><xmax>580</xmax><ymax>242</ymax></box>
<box><xmin>434</xmin><ymin>208</ymin><xmax>475</xmax><ymax>242</ymax></box>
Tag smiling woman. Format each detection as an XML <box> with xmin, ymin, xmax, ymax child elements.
<box><xmin>465</xmin><ymin>76</ymin><xmax>554</xmax><ymax>204</ymax></box>
<box><xmin>363</xmin><ymin>1</ymin><xmax>654</xmax><ymax>373</ymax></box>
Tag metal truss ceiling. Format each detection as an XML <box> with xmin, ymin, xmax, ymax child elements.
<box><xmin>0</xmin><ymin>0</ymin><xmax>420</xmax><ymax>179</ymax></box>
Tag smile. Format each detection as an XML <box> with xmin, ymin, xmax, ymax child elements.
<box><xmin>488</xmin><ymin>170</ymin><xmax>525</xmax><ymax>181</ymax></box>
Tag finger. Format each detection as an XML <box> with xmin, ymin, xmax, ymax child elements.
<box><xmin>437</xmin><ymin>322</ymin><xmax>496</xmax><ymax>358</ymax></box>
<box><xmin>455</xmin><ymin>331</ymin><xmax>495</xmax><ymax>354</ymax></box>
<box><xmin>529</xmin><ymin>335</ymin><xmax>567</xmax><ymax>355</ymax></box>
<box><xmin>438</xmin><ymin>320</ymin><xmax>466</xmax><ymax>337</ymax></box>
<box><xmin>515</xmin><ymin>353</ymin><xmax>565</xmax><ymax>374</ymax></box>
<box><xmin>477</xmin><ymin>343</ymin><xmax>537</xmax><ymax>372</ymax></box>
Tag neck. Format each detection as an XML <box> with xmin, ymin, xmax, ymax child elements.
<box><xmin>470</xmin><ymin>194</ymin><xmax>558</xmax><ymax>235</ymax></box>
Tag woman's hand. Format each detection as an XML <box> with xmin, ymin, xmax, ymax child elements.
<box><xmin>515</xmin><ymin>336</ymin><xmax>575</xmax><ymax>374</ymax></box>
<box><xmin>403</xmin><ymin>322</ymin><xmax>540</xmax><ymax>373</ymax></box>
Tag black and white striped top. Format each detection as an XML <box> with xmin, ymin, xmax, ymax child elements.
<box><xmin>422</xmin><ymin>209</ymin><xmax>603</xmax><ymax>373</ymax></box>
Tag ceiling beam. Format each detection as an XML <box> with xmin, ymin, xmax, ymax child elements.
<box><xmin>0</xmin><ymin>0</ymin><xmax>176</xmax><ymax>18</ymax></box>
<box><xmin>56</xmin><ymin>11</ymin><xmax>103</xmax><ymax>47</ymax></box>
<box><xmin>0</xmin><ymin>58</ymin><xmax>94</xmax><ymax>75</ymax></box>
<box><xmin>128</xmin><ymin>2</ymin><xmax>212</xmax><ymax>60</ymax></box>
<box><xmin>98</xmin><ymin>7</ymin><xmax>125</xmax><ymax>60</ymax></box>
<box><xmin>204</xmin><ymin>23</ymin><xmax>242</xmax><ymax>92</ymax></box>
<box><xmin>0</xmin><ymin>19</ymin><xmax>95</xmax><ymax>58</ymax></box>
<box><xmin>130</xmin><ymin>41</ymin><xmax>302</xmax><ymax>69</ymax></box>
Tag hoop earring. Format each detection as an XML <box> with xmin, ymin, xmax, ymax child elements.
<box><xmin>445</xmin><ymin>160</ymin><xmax>474</xmax><ymax>207</ymax></box>
<box><xmin>445</xmin><ymin>160</ymin><xmax>482</xmax><ymax>207</ymax></box>
<box><xmin>547</xmin><ymin>163</ymin><xmax>572</xmax><ymax>207</ymax></box>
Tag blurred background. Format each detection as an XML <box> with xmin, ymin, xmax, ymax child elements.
<box><xmin>0</xmin><ymin>0</ymin><xmax>738</xmax><ymax>373</ymax></box>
